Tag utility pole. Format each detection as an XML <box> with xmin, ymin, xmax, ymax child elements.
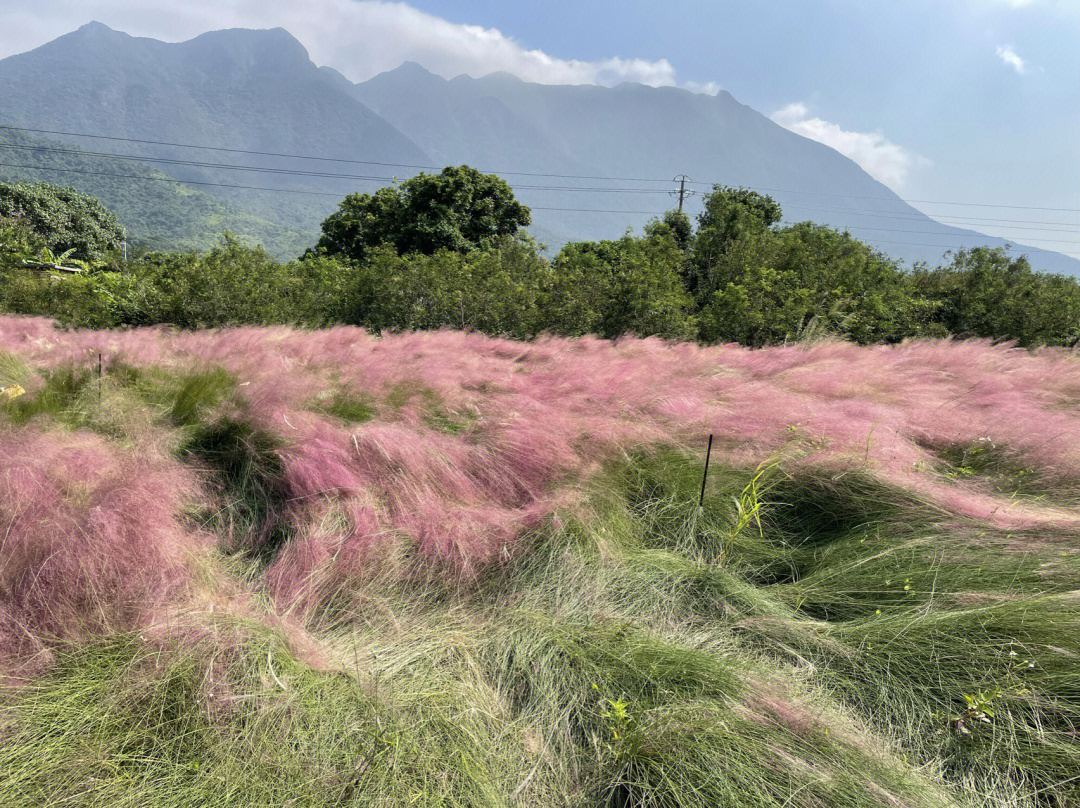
<box><xmin>670</xmin><ymin>175</ymin><xmax>697</xmax><ymax>213</ymax></box>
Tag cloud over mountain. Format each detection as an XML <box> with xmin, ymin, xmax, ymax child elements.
<box><xmin>0</xmin><ymin>0</ymin><xmax>710</xmax><ymax>90</ymax></box>
<box><xmin>770</xmin><ymin>102</ymin><xmax>927</xmax><ymax>191</ymax></box>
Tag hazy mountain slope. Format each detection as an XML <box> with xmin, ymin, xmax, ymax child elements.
<box><xmin>0</xmin><ymin>128</ymin><xmax>311</xmax><ymax>255</ymax></box>
<box><xmin>0</xmin><ymin>22</ymin><xmax>432</xmax><ymax>255</ymax></box>
<box><xmin>354</xmin><ymin>63</ymin><xmax>586</xmax><ymax>174</ymax></box>
<box><xmin>354</xmin><ymin>66</ymin><xmax>1079</xmax><ymax>274</ymax></box>
<box><xmin>348</xmin><ymin>65</ymin><xmax>611</xmax><ymax>247</ymax></box>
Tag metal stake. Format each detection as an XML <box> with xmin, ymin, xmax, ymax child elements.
<box><xmin>699</xmin><ymin>433</ymin><xmax>713</xmax><ymax>507</ymax></box>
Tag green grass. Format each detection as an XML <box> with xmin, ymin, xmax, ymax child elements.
<box><xmin>180</xmin><ymin>415</ymin><xmax>290</xmax><ymax>566</ymax></box>
<box><xmin>309</xmin><ymin>388</ymin><xmax>377</xmax><ymax>425</ymax></box>
<box><xmin>0</xmin><ymin>367</ymin><xmax>1078</xmax><ymax>807</ymax></box>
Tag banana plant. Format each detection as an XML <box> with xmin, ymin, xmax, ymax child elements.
<box><xmin>24</xmin><ymin>245</ymin><xmax>94</xmax><ymax>273</ymax></box>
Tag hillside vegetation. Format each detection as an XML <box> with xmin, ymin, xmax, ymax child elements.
<box><xmin>0</xmin><ymin>130</ymin><xmax>315</xmax><ymax>256</ymax></box>
<box><xmin>4</xmin><ymin>22</ymin><xmax>1075</xmax><ymax>272</ymax></box>
<box><xmin>2</xmin><ymin>174</ymin><xmax>1080</xmax><ymax>348</ymax></box>
<box><xmin>0</xmin><ymin>316</ymin><xmax>1078</xmax><ymax>807</ymax></box>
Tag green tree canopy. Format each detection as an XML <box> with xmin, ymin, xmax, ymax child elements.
<box><xmin>909</xmin><ymin>247</ymin><xmax>1080</xmax><ymax>346</ymax></box>
<box><xmin>645</xmin><ymin>210</ymin><xmax>694</xmax><ymax>251</ymax></box>
<box><xmin>688</xmin><ymin>186</ymin><xmax>783</xmax><ymax>300</ymax></box>
<box><xmin>547</xmin><ymin>228</ymin><xmax>696</xmax><ymax>341</ymax></box>
<box><xmin>314</xmin><ymin>165</ymin><xmax>531</xmax><ymax>262</ymax></box>
<box><xmin>0</xmin><ymin>181</ymin><xmax>123</xmax><ymax>263</ymax></box>
<box><xmin>696</xmin><ymin>223</ymin><xmax>925</xmax><ymax>346</ymax></box>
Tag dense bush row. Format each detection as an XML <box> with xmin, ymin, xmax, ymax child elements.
<box><xmin>2</xmin><ymin>173</ymin><xmax>1079</xmax><ymax>347</ymax></box>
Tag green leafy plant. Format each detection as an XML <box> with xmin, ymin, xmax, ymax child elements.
<box><xmin>0</xmin><ymin>181</ymin><xmax>122</xmax><ymax>262</ymax></box>
<box><xmin>597</xmin><ymin>690</ymin><xmax>633</xmax><ymax>744</ymax></box>
<box><xmin>955</xmin><ymin>688</ymin><xmax>1000</xmax><ymax>736</ymax></box>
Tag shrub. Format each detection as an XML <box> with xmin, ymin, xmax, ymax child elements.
<box><xmin>0</xmin><ymin>181</ymin><xmax>122</xmax><ymax>263</ymax></box>
<box><xmin>910</xmin><ymin>247</ymin><xmax>1080</xmax><ymax>346</ymax></box>
<box><xmin>547</xmin><ymin>230</ymin><xmax>696</xmax><ymax>340</ymax></box>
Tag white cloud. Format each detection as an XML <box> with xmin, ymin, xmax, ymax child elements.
<box><xmin>0</xmin><ymin>0</ymin><xmax>718</xmax><ymax>91</ymax></box>
<box><xmin>771</xmin><ymin>103</ymin><xmax>927</xmax><ymax>190</ymax></box>
<box><xmin>683</xmin><ymin>80</ymin><xmax>723</xmax><ymax>95</ymax></box>
<box><xmin>995</xmin><ymin>44</ymin><xmax>1029</xmax><ymax>73</ymax></box>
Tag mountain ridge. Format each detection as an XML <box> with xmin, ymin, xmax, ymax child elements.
<box><xmin>0</xmin><ymin>23</ymin><xmax>1074</xmax><ymax>273</ymax></box>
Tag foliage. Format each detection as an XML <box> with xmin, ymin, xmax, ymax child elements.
<box><xmin>0</xmin><ymin>181</ymin><xmax>122</xmax><ymax>263</ymax></box>
<box><xmin>910</xmin><ymin>247</ymin><xmax>1080</xmax><ymax>346</ymax></box>
<box><xmin>0</xmin><ymin>216</ymin><xmax>47</xmax><ymax>262</ymax></box>
<box><xmin>4</xmin><ymin>178</ymin><xmax>1080</xmax><ymax>349</ymax></box>
<box><xmin>695</xmin><ymin>221</ymin><xmax>935</xmax><ymax>345</ymax></box>
<box><xmin>352</xmin><ymin>237</ymin><xmax>548</xmax><ymax>339</ymax></box>
<box><xmin>314</xmin><ymin>165</ymin><xmax>532</xmax><ymax>262</ymax></box>
<box><xmin>546</xmin><ymin>229</ymin><xmax>696</xmax><ymax>340</ymax></box>
<box><xmin>645</xmin><ymin>209</ymin><xmax>694</xmax><ymax>251</ymax></box>
<box><xmin>0</xmin><ymin>234</ymin><xmax>359</xmax><ymax>329</ymax></box>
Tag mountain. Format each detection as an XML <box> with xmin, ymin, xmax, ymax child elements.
<box><xmin>0</xmin><ymin>22</ymin><xmax>430</xmax><ymax>254</ymax></box>
<box><xmin>0</xmin><ymin>127</ymin><xmax>312</xmax><ymax>255</ymax></box>
<box><xmin>0</xmin><ymin>23</ymin><xmax>1075</xmax><ymax>274</ymax></box>
<box><xmin>0</xmin><ymin>22</ymin><xmax>427</xmax><ymax>166</ymax></box>
<box><xmin>353</xmin><ymin>64</ymin><xmax>1079</xmax><ymax>274</ymax></box>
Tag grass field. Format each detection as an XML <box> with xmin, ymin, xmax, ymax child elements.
<box><xmin>0</xmin><ymin>315</ymin><xmax>1077</xmax><ymax>807</ymax></box>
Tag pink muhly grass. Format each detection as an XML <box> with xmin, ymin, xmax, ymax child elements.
<box><xmin>266</xmin><ymin>418</ymin><xmax>571</xmax><ymax>606</ymax></box>
<box><xmin>264</xmin><ymin>500</ymin><xmax>386</xmax><ymax>614</ymax></box>
<box><xmin>0</xmin><ymin>429</ymin><xmax>204</xmax><ymax>667</ymax></box>
<box><xmin>7</xmin><ymin>315</ymin><xmax>1080</xmax><ymax>591</ymax></box>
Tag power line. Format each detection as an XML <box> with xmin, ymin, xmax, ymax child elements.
<box><xmin>687</xmin><ymin>179</ymin><xmax>1080</xmax><ymax>214</ymax></box>
<box><xmin>782</xmin><ymin>202</ymin><xmax>1080</xmax><ymax>231</ymax></box>
<box><xmin>5</xmin><ymin>158</ymin><xmax>1076</xmax><ymax>256</ymax></box>
<box><xmin>530</xmin><ymin>206</ymin><xmax>664</xmax><ymax>215</ymax></box>
<box><xmin>0</xmin><ymin>123</ymin><xmax>673</xmax><ymax>183</ymax></box>
<box><xmin>0</xmin><ymin>160</ymin><xmax>663</xmax><ymax>214</ymax></box>
<box><xmin>0</xmin><ymin>161</ymin><xmax>345</xmax><ymax>196</ymax></box>
<box><xmin>829</xmin><ymin>223</ymin><xmax>1080</xmax><ymax>246</ymax></box>
<box><xmin>11</xmin><ymin>137</ymin><xmax>1079</xmax><ymax>229</ymax></box>
<box><xmin>0</xmin><ymin>142</ymin><xmax>672</xmax><ymax>193</ymax></box>
<box><xmin>869</xmin><ymin>239</ymin><xmax>1078</xmax><ymax>258</ymax></box>
<box><xmin>0</xmin><ymin>142</ymin><xmax>397</xmax><ymax>182</ymax></box>
<box><xmin>1</xmin><ymin>122</ymin><xmax>1075</xmax><ymax>216</ymax></box>
<box><xmin>3</xmin><ymin>131</ymin><xmax>1076</xmax><ymax>256</ymax></box>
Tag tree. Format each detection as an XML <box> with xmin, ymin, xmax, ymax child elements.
<box><xmin>688</xmin><ymin>186</ymin><xmax>782</xmax><ymax>301</ymax></box>
<box><xmin>0</xmin><ymin>217</ymin><xmax>47</xmax><ymax>264</ymax></box>
<box><xmin>313</xmin><ymin>166</ymin><xmax>531</xmax><ymax>262</ymax></box>
<box><xmin>676</xmin><ymin>186</ymin><xmax>923</xmax><ymax>346</ymax></box>
<box><xmin>349</xmin><ymin>237</ymin><xmax>547</xmax><ymax>339</ymax></box>
<box><xmin>646</xmin><ymin>210</ymin><xmax>693</xmax><ymax>251</ymax></box>
<box><xmin>909</xmin><ymin>247</ymin><xmax>1080</xmax><ymax>346</ymax></box>
<box><xmin>547</xmin><ymin>229</ymin><xmax>696</xmax><ymax>341</ymax></box>
<box><xmin>696</xmin><ymin>223</ymin><xmax>919</xmax><ymax>346</ymax></box>
<box><xmin>0</xmin><ymin>182</ymin><xmax>123</xmax><ymax>263</ymax></box>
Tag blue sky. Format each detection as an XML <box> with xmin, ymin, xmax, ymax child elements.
<box><xmin>402</xmin><ymin>0</ymin><xmax>1080</xmax><ymax>237</ymax></box>
<box><xmin>5</xmin><ymin>0</ymin><xmax>1079</xmax><ymax>253</ymax></box>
